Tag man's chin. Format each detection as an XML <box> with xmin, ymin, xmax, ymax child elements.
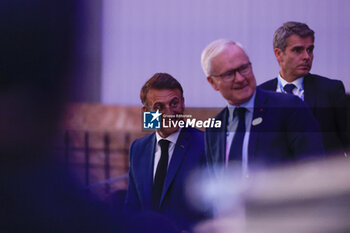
<box><xmin>229</xmin><ymin>91</ymin><xmax>254</xmax><ymax>106</ymax></box>
<box><xmin>157</xmin><ymin>127</ymin><xmax>180</xmax><ymax>138</ymax></box>
<box><xmin>297</xmin><ymin>68</ymin><xmax>311</xmax><ymax>76</ymax></box>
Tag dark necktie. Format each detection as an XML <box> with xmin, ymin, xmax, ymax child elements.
<box><xmin>284</xmin><ymin>83</ymin><xmax>296</xmax><ymax>94</ymax></box>
<box><xmin>229</xmin><ymin>107</ymin><xmax>246</xmax><ymax>161</ymax></box>
<box><xmin>150</xmin><ymin>139</ymin><xmax>170</xmax><ymax>210</ymax></box>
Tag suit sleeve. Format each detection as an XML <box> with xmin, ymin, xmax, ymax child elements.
<box><xmin>124</xmin><ymin>140</ymin><xmax>141</xmax><ymax>211</ymax></box>
<box><xmin>331</xmin><ymin>81</ymin><xmax>350</xmax><ymax>150</ymax></box>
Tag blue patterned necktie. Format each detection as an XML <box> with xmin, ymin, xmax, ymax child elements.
<box><xmin>284</xmin><ymin>83</ymin><xmax>296</xmax><ymax>94</ymax></box>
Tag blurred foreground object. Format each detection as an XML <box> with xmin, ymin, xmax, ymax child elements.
<box><xmin>0</xmin><ymin>0</ymin><xmax>125</xmax><ymax>232</ymax></box>
<box><xmin>189</xmin><ymin>156</ymin><xmax>350</xmax><ymax>233</ymax></box>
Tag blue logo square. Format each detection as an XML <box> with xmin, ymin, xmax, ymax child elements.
<box><xmin>143</xmin><ymin>111</ymin><xmax>161</xmax><ymax>129</ymax></box>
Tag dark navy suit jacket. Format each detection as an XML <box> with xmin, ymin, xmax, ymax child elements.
<box><xmin>206</xmin><ymin>88</ymin><xmax>324</xmax><ymax>171</ymax></box>
<box><xmin>125</xmin><ymin>127</ymin><xmax>207</xmax><ymax>230</ymax></box>
<box><xmin>260</xmin><ymin>74</ymin><xmax>349</xmax><ymax>154</ymax></box>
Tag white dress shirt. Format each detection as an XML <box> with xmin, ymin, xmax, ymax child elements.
<box><xmin>277</xmin><ymin>73</ymin><xmax>305</xmax><ymax>100</ymax></box>
<box><xmin>153</xmin><ymin>128</ymin><xmax>181</xmax><ymax>179</ymax></box>
<box><xmin>226</xmin><ymin>91</ymin><xmax>256</xmax><ymax>178</ymax></box>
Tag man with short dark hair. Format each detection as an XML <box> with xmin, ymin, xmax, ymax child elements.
<box><xmin>201</xmin><ymin>39</ymin><xmax>324</xmax><ymax>175</ymax></box>
<box><xmin>260</xmin><ymin>21</ymin><xmax>349</xmax><ymax>155</ymax></box>
<box><xmin>125</xmin><ymin>73</ymin><xmax>207</xmax><ymax>231</ymax></box>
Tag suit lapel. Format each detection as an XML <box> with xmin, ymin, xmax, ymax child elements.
<box><xmin>159</xmin><ymin>128</ymin><xmax>190</xmax><ymax>205</ymax></box>
<box><xmin>212</xmin><ymin>108</ymin><xmax>228</xmax><ymax>164</ymax></box>
<box><xmin>303</xmin><ymin>74</ymin><xmax>317</xmax><ymax>111</ymax></box>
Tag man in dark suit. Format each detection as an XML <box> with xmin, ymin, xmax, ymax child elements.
<box><xmin>125</xmin><ymin>73</ymin><xmax>208</xmax><ymax>231</ymax></box>
<box><xmin>260</xmin><ymin>21</ymin><xmax>349</xmax><ymax>155</ymax></box>
<box><xmin>200</xmin><ymin>39</ymin><xmax>324</xmax><ymax>175</ymax></box>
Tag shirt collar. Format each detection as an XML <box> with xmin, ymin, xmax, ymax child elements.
<box><xmin>155</xmin><ymin>128</ymin><xmax>181</xmax><ymax>145</ymax></box>
<box><xmin>278</xmin><ymin>73</ymin><xmax>304</xmax><ymax>90</ymax></box>
<box><xmin>227</xmin><ymin>90</ymin><xmax>256</xmax><ymax>122</ymax></box>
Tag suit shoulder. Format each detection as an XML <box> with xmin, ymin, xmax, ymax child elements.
<box><xmin>186</xmin><ymin>126</ymin><xmax>204</xmax><ymax>135</ymax></box>
<box><xmin>131</xmin><ymin>133</ymin><xmax>154</xmax><ymax>144</ymax></box>
<box><xmin>259</xmin><ymin>78</ymin><xmax>278</xmax><ymax>90</ymax></box>
<box><xmin>130</xmin><ymin>133</ymin><xmax>154</xmax><ymax>151</ymax></box>
<box><xmin>184</xmin><ymin>127</ymin><xmax>205</xmax><ymax>142</ymax></box>
<box><xmin>214</xmin><ymin>107</ymin><xmax>227</xmax><ymax>120</ymax></box>
<box><xmin>306</xmin><ymin>74</ymin><xmax>345</xmax><ymax>90</ymax></box>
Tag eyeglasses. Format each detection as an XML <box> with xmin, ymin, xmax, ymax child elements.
<box><xmin>211</xmin><ymin>62</ymin><xmax>252</xmax><ymax>82</ymax></box>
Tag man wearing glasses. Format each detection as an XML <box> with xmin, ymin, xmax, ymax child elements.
<box><xmin>201</xmin><ymin>39</ymin><xmax>324</xmax><ymax>175</ymax></box>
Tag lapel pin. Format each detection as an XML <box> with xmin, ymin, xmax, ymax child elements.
<box><xmin>180</xmin><ymin>145</ymin><xmax>185</xmax><ymax>148</ymax></box>
<box><xmin>252</xmin><ymin>117</ymin><xmax>263</xmax><ymax>126</ymax></box>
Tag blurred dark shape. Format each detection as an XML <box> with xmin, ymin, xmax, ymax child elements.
<box><xmin>0</xmin><ymin>0</ymin><xmax>125</xmax><ymax>232</ymax></box>
<box><xmin>126</xmin><ymin>211</ymin><xmax>182</xmax><ymax>233</ymax></box>
<box><xmin>0</xmin><ymin>0</ymin><xmax>74</xmax><ymax>157</ymax></box>
<box><xmin>347</xmin><ymin>94</ymin><xmax>350</xmax><ymax>155</ymax></box>
<box><xmin>106</xmin><ymin>189</ymin><xmax>128</xmax><ymax>210</ymax></box>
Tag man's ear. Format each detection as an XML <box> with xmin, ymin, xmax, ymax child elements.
<box><xmin>207</xmin><ymin>76</ymin><xmax>219</xmax><ymax>91</ymax></box>
<box><xmin>274</xmin><ymin>48</ymin><xmax>283</xmax><ymax>64</ymax></box>
<box><xmin>142</xmin><ymin>105</ymin><xmax>148</xmax><ymax>112</ymax></box>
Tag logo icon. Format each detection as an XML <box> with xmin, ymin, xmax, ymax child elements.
<box><xmin>143</xmin><ymin>110</ymin><xmax>162</xmax><ymax>129</ymax></box>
